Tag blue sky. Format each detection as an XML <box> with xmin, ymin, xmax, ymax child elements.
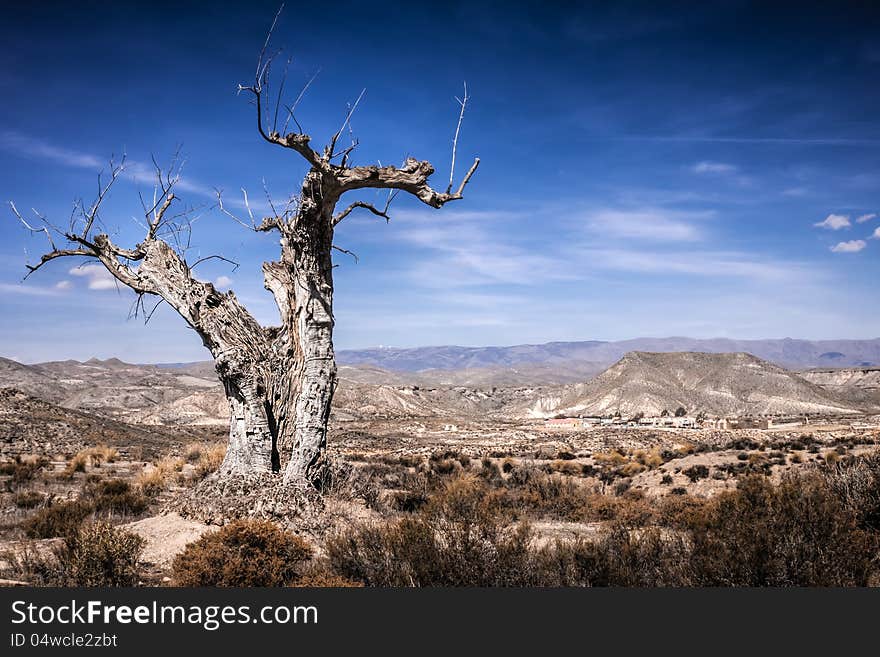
<box><xmin>1</xmin><ymin>0</ymin><xmax>879</xmax><ymax>363</ymax></box>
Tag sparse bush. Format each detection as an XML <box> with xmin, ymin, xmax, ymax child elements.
<box><xmin>431</xmin><ymin>459</ymin><xmax>457</xmax><ymax>475</ymax></box>
<box><xmin>13</xmin><ymin>491</ymin><xmax>45</xmax><ymax>509</ymax></box>
<box><xmin>64</xmin><ymin>446</ymin><xmax>118</xmax><ymax>476</ymax></box>
<box><xmin>137</xmin><ymin>467</ymin><xmax>167</xmax><ymax>496</ymax></box>
<box><xmin>327</xmin><ymin>475</ymin><xmax>531</xmax><ymax>586</ymax></box>
<box><xmin>172</xmin><ymin>519</ymin><xmax>312</xmax><ymax>586</ymax></box>
<box><xmin>822</xmin><ymin>453</ymin><xmax>880</xmax><ymax>531</ymax></box>
<box><xmin>86</xmin><ymin>479</ymin><xmax>149</xmax><ymax>516</ymax></box>
<box><xmin>683</xmin><ymin>465</ymin><xmax>709</xmax><ymax>483</ymax></box>
<box><xmin>184</xmin><ymin>443</ymin><xmax>204</xmax><ymax>463</ymax></box>
<box><xmin>0</xmin><ymin>455</ymin><xmax>49</xmax><ymax>483</ymax></box>
<box><xmin>291</xmin><ymin>571</ymin><xmax>363</xmax><ymax>587</ymax></box>
<box><xmin>63</xmin><ymin>453</ymin><xmax>88</xmax><ymax>477</ymax></box>
<box><xmin>194</xmin><ymin>444</ymin><xmax>226</xmax><ymax>480</ymax></box>
<box><xmin>687</xmin><ymin>474</ymin><xmax>876</xmax><ymax>586</ymax></box>
<box><xmin>62</xmin><ymin>522</ymin><xmax>144</xmax><ymax>586</ymax></box>
<box><xmin>390</xmin><ymin>489</ymin><xmax>429</xmax><ymax>513</ymax></box>
<box><xmin>22</xmin><ymin>499</ymin><xmax>93</xmax><ymax>539</ymax></box>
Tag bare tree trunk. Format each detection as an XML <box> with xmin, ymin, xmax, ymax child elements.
<box><xmin>259</xmin><ymin>202</ymin><xmax>338</xmax><ymax>486</ymax></box>
<box><xmin>219</xmin><ymin>377</ymin><xmax>275</xmax><ymax>475</ymax></box>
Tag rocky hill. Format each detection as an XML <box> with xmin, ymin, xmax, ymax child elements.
<box><xmin>519</xmin><ymin>352</ymin><xmax>866</xmax><ymax>418</ymax></box>
<box><xmin>800</xmin><ymin>367</ymin><xmax>880</xmax><ymax>409</ymax></box>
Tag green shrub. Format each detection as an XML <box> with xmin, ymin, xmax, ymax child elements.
<box><xmin>172</xmin><ymin>519</ymin><xmax>312</xmax><ymax>586</ymax></box>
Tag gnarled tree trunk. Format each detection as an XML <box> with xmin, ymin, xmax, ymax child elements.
<box><xmin>17</xmin><ymin>26</ymin><xmax>479</xmax><ymax>491</ymax></box>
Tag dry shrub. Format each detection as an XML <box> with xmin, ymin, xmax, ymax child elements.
<box><xmin>822</xmin><ymin>452</ymin><xmax>880</xmax><ymax>530</ymax></box>
<box><xmin>546</xmin><ymin>460</ymin><xmax>583</xmax><ymax>476</ymax></box>
<box><xmin>63</xmin><ymin>453</ymin><xmax>89</xmax><ymax>477</ymax></box>
<box><xmin>824</xmin><ymin>451</ymin><xmax>840</xmax><ymax>465</ymax></box>
<box><xmin>137</xmin><ymin>467</ymin><xmax>167</xmax><ymax>496</ymax></box>
<box><xmin>61</xmin><ymin>522</ymin><xmax>143</xmax><ymax>586</ymax></box>
<box><xmin>326</xmin><ymin>460</ymin><xmax>880</xmax><ymax>587</ymax></box>
<box><xmin>594</xmin><ymin>451</ymin><xmax>628</xmax><ymax>467</ymax></box>
<box><xmin>194</xmin><ymin>444</ymin><xmax>226</xmax><ymax>480</ymax></box>
<box><xmin>12</xmin><ymin>522</ymin><xmax>143</xmax><ymax>587</ymax></box>
<box><xmin>172</xmin><ymin>519</ymin><xmax>312</xmax><ymax>586</ymax></box>
<box><xmin>148</xmin><ymin>456</ymin><xmax>185</xmax><ymax>486</ymax></box>
<box><xmin>633</xmin><ymin>449</ymin><xmax>664</xmax><ymax>469</ymax></box>
<box><xmin>22</xmin><ymin>499</ymin><xmax>93</xmax><ymax>539</ymax></box>
<box><xmin>498</xmin><ymin>465</ymin><xmax>592</xmax><ymax>520</ymax></box>
<box><xmin>687</xmin><ymin>473</ymin><xmax>876</xmax><ymax>586</ymax></box>
<box><xmin>327</xmin><ymin>475</ymin><xmax>532</xmax><ymax>586</ymax></box>
<box><xmin>291</xmin><ymin>564</ymin><xmax>364</xmax><ymax>587</ymax></box>
<box><xmin>0</xmin><ymin>455</ymin><xmax>49</xmax><ymax>484</ymax></box>
<box><xmin>65</xmin><ymin>446</ymin><xmax>117</xmax><ymax>475</ymax></box>
<box><xmin>682</xmin><ymin>465</ymin><xmax>710</xmax><ymax>482</ymax></box>
<box><xmin>618</xmin><ymin>461</ymin><xmax>645</xmax><ymax>477</ymax></box>
<box><xmin>88</xmin><ymin>445</ymin><xmax>118</xmax><ymax>464</ymax></box>
<box><xmin>533</xmin><ymin>525</ymin><xmax>693</xmax><ymax>586</ymax></box>
<box><xmin>86</xmin><ymin>479</ymin><xmax>149</xmax><ymax>516</ymax></box>
<box><xmin>13</xmin><ymin>490</ymin><xmax>46</xmax><ymax>509</ymax></box>
<box><xmin>184</xmin><ymin>443</ymin><xmax>204</xmax><ymax>463</ymax></box>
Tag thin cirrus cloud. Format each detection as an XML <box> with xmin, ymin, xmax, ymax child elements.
<box><xmin>814</xmin><ymin>214</ymin><xmax>851</xmax><ymax>230</ymax></box>
<box><xmin>0</xmin><ymin>130</ymin><xmax>266</xmax><ymax>213</ymax></box>
<box><xmin>384</xmin><ymin>208</ymin><xmax>810</xmax><ymax>291</ymax></box>
<box><xmin>830</xmin><ymin>240</ymin><xmax>867</xmax><ymax>253</ymax></box>
<box><xmin>576</xmin><ymin>247</ymin><xmax>812</xmax><ymax>283</ymax></box>
<box><xmin>692</xmin><ymin>161</ymin><xmax>737</xmax><ymax>175</ymax></box>
<box><xmin>585</xmin><ymin>208</ymin><xmax>709</xmax><ymax>242</ymax></box>
<box><xmin>856</xmin><ymin>213</ymin><xmax>877</xmax><ymax>223</ymax></box>
<box><xmin>68</xmin><ymin>264</ymin><xmax>118</xmax><ymax>290</ymax></box>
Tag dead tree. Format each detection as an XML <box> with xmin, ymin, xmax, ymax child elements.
<box><xmin>10</xmin><ymin>25</ymin><xmax>478</xmax><ymax>488</ymax></box>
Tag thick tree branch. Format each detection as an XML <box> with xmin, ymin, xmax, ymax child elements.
<box><xmin>336</xmin><ymin>156</ymin><xmax>479</xmax><ymax>208</ymax></box>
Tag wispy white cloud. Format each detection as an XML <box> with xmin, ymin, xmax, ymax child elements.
<box><xmin>0</xmin><ymin>130</ymin><xmax>268</xmax><ymax>213</ymax></box>
<box><xmin>54</xmin><ymin>280</ymin><xmax>72</xmax><ymax>290</ymax></box>
<box><xmin>576</xmin><ymin>247</ymin><xmax>812</xmax><ymax>283</ymax></box>
<box><xmin>871</xmin><ymin>227</ymin><xmax>880</xmax><ymax>240</ymax></box>
<box><xmin>214</xmin><ymin>275</ymin><xmax>233</xmax><ymax>288</ymax></box>
<box><xmin>830</xmin><ymin>240</ymin><xmax>866</xmax><ymax>253</ymax></box>
<box><xmin>0</xmin><ymin>282</ymin><xmax>61</xmax><ymax>297</ymax></box>
<box><xmin>856</xmin><ymin>212</ymin><xmax>877</xmax><ymax>223</ymax></box>
<box><xmin>0</xmin><ymin>131</ymin><xmax>104</xmax><ymax>169</ymax></box>
<box><xmin>386</xmin><ymin>211</ymin><xmax>571</xmax><ymax>288</ymax></box>
<box><xmin>68</xmin><ymin>264</ymin><xmax>117</xmax><ymax>290</ymax></box>
<box><xmin>814</xmin><ymin>214</ymin><xmax>851</xmax><ymax>230</ymax></box>
<box><xmin>782</xmin><ymin>187</ymin><xmax>808</xmax><ymax>197</ymax></box>
<box><xmin>586</xmin><ymin>208</ymin><xmax>709</xmax><ymax>242</ymax></box>
<box><xmin>692</xmin><ymin>161</ymin><xmax>737</xmax><ymax>175</ymax></box>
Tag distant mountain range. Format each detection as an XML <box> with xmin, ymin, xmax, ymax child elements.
<box><xmin>337</xmin><ymin>337</ymin><xmax>880</xmax><ymax>374</ymax></box>
<box><xmin>2</xmin><ymin>347</ymin><xmax>878</xmax><ymax>424</ymax></box>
